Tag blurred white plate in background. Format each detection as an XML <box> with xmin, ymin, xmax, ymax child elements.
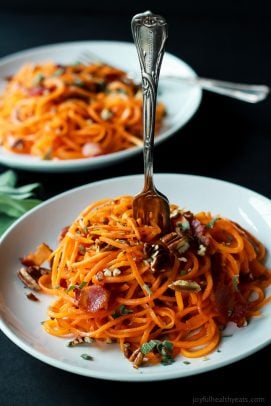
<box><xmin>0</xmin><ymin>41</ymin><xmax>202</xmax><ymax>172</ymax></box>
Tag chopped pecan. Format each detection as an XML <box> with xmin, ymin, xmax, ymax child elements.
<box><xmin>161</xmin><ymin>232</ymin><xmax>190</xmax><ymax>255</ymax></box>
<box><xmin>18</xmin><ymin>265</ymin><xmax>51</xmax><ymax>291</ymax></box>
<box><xmin>67</xmin><ymin>336</ymin><xmax>94</xmax><ymax>347</ymax></box>
<box><xmin>129</xmin><ymin>348</ymin><xmax>144</xmax><ymax>368</ymax></box>
<box><xmin>18</xmin><ymin>267</ymin><xmax>40</xmax><ymax>291</ymax></box>
<box><xmin>133</xmin><ymin>351</ymin><xmax>144</xmax><ymax>369</ymax></box>
<box><xmin>26</xmin><ymin>292</ymin><xmax>39</xmax><ymax>302</ymax></box>
<box><xmin>144</xmin><ymin>242</ymin><xmax>172</xmax><ymax>273</ymax></box>
<box><xmin>129</xmin><ymin>347</ymin><xmax>141</xmax><ymax>362</ymax></box>
<box><xmin>168</xmin><ymin>279</ymin><xmax>201</xmax><ymax>293</ymax></box>
<box><xmin>123</xmin><ymin>343</ymin><xmax>132</xmax><ymax>359</ymax></box>
<box><xmin>170</xmin><ymin>207</ymin><xmax>180</xmax><ymax>219</ymax></box>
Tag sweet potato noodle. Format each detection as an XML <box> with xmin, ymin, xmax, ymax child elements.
<box><xmin>19</xmin><ymin>196</ymin><xmax>271</xmax><ymax>368</ymax></box>
<box><xmin>0</xmin><ymin>63</ymin><xmax>165</xmax><ymax>160</ymax></box>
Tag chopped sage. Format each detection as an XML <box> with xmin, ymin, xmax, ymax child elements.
<box><xmin>80</xmin><ymin>353</ymin><xmax>93</xmax><ymax>361</ymax></box>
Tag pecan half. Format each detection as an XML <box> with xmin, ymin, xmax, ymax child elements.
<box><xmin>26</xmin><ymin>292</ymin><xmax>39</xmax><ymax>302</ymax></box>
<box><xmin>129</xmin><ymin>348</ymin><xmax>144</xmax><ymax>369</ymax></box>
<box><xmin>18</xmin><ymin>265</ymin><xmax>51</xmax><ymax>291</ymax></box>
<box><xmin>161</xmin><ymin>232</ymin><xmax>190</xmax><ymax>255</ymax></box>
<box><xmin>168</xmin><ymin>279</ymin><xmax>201</xmax><ymax>293</ymax></box>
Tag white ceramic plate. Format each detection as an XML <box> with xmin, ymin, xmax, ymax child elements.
<box><xmin>0</xmin><ymin>41</ymin><xmax>201</xmax><ymax>172</ymax></box>
<box><xmin>1</xmin><ymin>174</ymin><xmax>271</xmax><ymax>381</ymax></box>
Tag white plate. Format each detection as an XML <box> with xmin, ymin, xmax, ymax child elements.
<box><xmin>1</xmin><ymin>174</ymin><xmax>271</xmax><ymax>381</ymax></box>
<box><xmin>0</xmin><ymin>41</ymin><xmax>201</xmax><ymax>172</ymax></box>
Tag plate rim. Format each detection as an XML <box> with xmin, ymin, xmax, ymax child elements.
<box><xmin>1</xmin><ymin>172</ymin><xmax>271</xmax><ymax>382</ymax></box>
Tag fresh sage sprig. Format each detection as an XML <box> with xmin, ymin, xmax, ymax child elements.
<box><xmin>0</xmin><ymin>170</ymin><xmax>41</xmax><ymax>235</ymax></box>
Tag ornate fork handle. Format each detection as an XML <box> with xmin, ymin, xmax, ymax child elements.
<box><xmin>131</xmin><ymin>10</ymin><xmax>168</xmax><ymax>188</ymax></box>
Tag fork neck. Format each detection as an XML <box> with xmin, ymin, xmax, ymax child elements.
<box><xmin>142</xmin><ymin>78</ymin><xmax>156</xmax><ymax>191</ymax></box>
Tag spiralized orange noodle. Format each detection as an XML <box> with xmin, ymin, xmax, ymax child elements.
<box><xmin>23</xmin><ymin>195</ymin><xmax>271</xmax><ymax>367</ymax></box>
<box><xmin>0</xmin><ymin>62</ymin><xmax>165</xmax><ymax>160</ymax></box>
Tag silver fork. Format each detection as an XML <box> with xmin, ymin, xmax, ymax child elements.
<box><xmin>78</xmin><ymin>50</ymin><xmax>269</xmax><ymax>103</ymax></box>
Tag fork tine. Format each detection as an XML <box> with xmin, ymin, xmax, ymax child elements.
<box><xmin>78</xmin><ymin>50</ymin><xmax>102</xmax><ymax>65</ymax></box>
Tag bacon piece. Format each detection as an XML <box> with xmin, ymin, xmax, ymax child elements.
<box><xmin>58</xmin><ymin>226</ymin><xmax>69</xmax><ymax>242</ymax></box>
<box><xmin>191</xmin><ymin>218</ymin><xmax>210</xmax><ymax>247</ymax></box>
<box><xmin>78</xmin><ymin>285</ymin><xmax>110</xmax><ymax>313</ymax></box>
<box><xmin>20</xmin><ymin>243</ymin><xmax>52</xmax><ymax>267</ymax></box>
<box><xmin>27</xmin><ymin>86</ymin><xmax>45</xmax><ymax>96</ymax></box>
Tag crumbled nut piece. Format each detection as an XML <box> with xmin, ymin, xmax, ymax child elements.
<box><xmin>170</xmin><ymin>208</ymin><xmax>180</xmax><ymax>219</ymax></box>
<box><xmin>84</xmin><ymin>337</ymin><xmax>94</xmax><ymax>344</ymax></box>
<box><xmin>112</xmin><ymin>268</ymin><xmax>121</xmax><ymax>276</ymax></box>
<box><xmin>179</xmin><ymin>257</ymin><xmax>187</xmax><ymax>262</ymax></box>
<box><xmin>197</xmin><ymin>244</ymin><xmax>207</xmax><ymax>256</ymax></box>
<box><xmin>18</xmin><ymin>265</ymin><xmax>51</xmax><ymax>291</ymax></box>
<box><xmin>103</xmin><ymin>268</ymin><xmax>112</xmax><ymax>277</ymax></box>
<box><xmin>26</xmin><ymin>292</ymin><xmax>39</xmax><ymax>302</ymax></box>
<box><xmin>96</xmin><ymin>271</ymin><xmax>104</xmax><ymax>281</ymax></box>
<box><xmin>100</xmin><ymin>108</ymin><xmax>113</xmax><ymax>120</ymax></box>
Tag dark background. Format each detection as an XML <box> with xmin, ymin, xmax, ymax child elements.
<box><xmin>1</xmin><ymin>1</ymin><xmax>271</xmax><ymax>405</ymax></box>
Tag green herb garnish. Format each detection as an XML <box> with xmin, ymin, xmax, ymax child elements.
<box><xmin>112</xmin><ymin>304</ymin><xmax>133</xmax><ymax>319</ymax></box>
<box><xmin>141</xmin><ymin>339</ymin><xmax>175</xmax><ymax>366</ymax></box>
<box><xmin>67</xmin><ymin>284</ymin><xmax>76</xmax><ymax>292</ymax></box>
<box><xmin>73</xmin><ymin>78</ymin><xmax>85</xmax><ymax>88</ymax></box>
<box><xmin>80</xmin><ymin>353</ymin><xmax>93</xmax><ymax>361</ymax></box>
<box><xmin>79</xmin><ymin>244</ymin><xmax>86</xmax><ymax>254</ymax></box>
<box><xmin>67</xmin><ymin>281</ymin><xmax>87</xmax><ymax>292</ymax></box>
<box><xmin>206</xmin><ymin>215</ymin><xmax>220</xmax><ymax>229</ymax></box>
<box><xmin>32</xmin><ymin>73</ymin><xmax>45</xmax><ymax>86</ymax></box>
<box><xmin>141</xmin><ymin>340</ymin><xmax>159</xmax><ymax>355</ymax></box>
<box><xmin>177</xmin><ymin>218</ymin><xmax>190</xmax><ymax>232</ymax></box>
<box><xmin>143</xmin><ymin>284</ymin><xmax>152</xmax><ymax>296</ymax></box>
<box><xmin>53</xmin><ymin>68</ymin><xmax>65</xmax><ymax>76</ymax></box>
<box><xmin>42</xmin><ymin>147</ymin><xmax>52</xmax><ymax>160</ymax></box>
<box><xmin>233</xmin><ymin>275</ymin><xmax>239</xmax><ymax>292</ymax></box>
